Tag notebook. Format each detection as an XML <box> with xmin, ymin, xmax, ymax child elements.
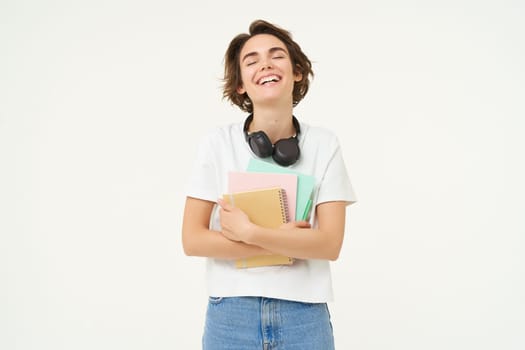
<box><xmin>223</xmin><ymin>187</ymin><xmax>294</xmax><ymax>268</ymax></box>
<box><xmin>228</xmin><ymin>171</ymin><xmax>297</xmax><ymax>222</ymax></box>
<box><xmin>247</xmin><ymin>158</ymin><xmax>316</xmax><ymax>221</ymax></box>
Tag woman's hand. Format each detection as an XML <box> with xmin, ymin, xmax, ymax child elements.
<box><xmin>217</xmin><ymin>199</ymin><xmax>254</xmax><ymax>242</ymax></box>
<box><xmin>218</xmin><ymin>199</ymin><xmax>312</xmax><ymax>244</ymax></box>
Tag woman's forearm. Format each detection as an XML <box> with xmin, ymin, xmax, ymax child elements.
<box><xmin>182</xmin><ymin>227</ymin><xmax>272</xmax><ymax>259</ymax></box>
<box><xmin>245</xmin><ymin>226</ymin><xmax>343</xmax><ymax>261</ymax></box>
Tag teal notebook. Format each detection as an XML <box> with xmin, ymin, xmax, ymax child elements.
<box><xmin>247</xmin><ymin>158</ymin><xmax>316</xmax><ymax>221</ymax></box>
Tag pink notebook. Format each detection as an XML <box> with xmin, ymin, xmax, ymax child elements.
<box><xmin>228</xmin><ymin>171</ymin><xmax>298</xmax><ymax>221</ymax></box>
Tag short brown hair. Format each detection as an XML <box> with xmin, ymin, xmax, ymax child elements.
<box><xmin>223</xmin><ymin>20</ymin><xmax>314</xmax><ymax>113</ymax></box>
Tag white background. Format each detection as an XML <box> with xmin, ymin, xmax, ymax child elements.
<box><xmin>1</xmin><ymin>0</ymin><xmax>524</xmax><ymax>349</ymax></box>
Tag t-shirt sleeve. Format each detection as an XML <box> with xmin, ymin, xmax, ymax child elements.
<box><xmin>316</xmin><ymin>135</ymin><xmax>357</xmax><ymax>206</ymax></box>
<box><xmin>185</xmin><ymin>131</ymin><xmax>220</xmax><ymax>203</ymax></box>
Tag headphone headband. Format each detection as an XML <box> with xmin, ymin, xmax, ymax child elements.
<box><xmin>243</xmin><ymin>114</ymin><xmax>301</xmax><ymax>139</ymax></box>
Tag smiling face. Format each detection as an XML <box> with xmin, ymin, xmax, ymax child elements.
<box><xmin>236</xmin><ymin>34</ymin><xmax>302</xmax><ymax>110</ymax></box>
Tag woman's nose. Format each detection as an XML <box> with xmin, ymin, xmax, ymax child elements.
<box><xmin>260</xmin><ymin>60</ymin><xmax>272</xmax><ymax>70</ymax></box>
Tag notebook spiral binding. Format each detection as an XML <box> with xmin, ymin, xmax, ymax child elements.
<box><xmin>279</xmin><ymin>189</ymin><xmax>290</xmax><ymax>223</ymax></box>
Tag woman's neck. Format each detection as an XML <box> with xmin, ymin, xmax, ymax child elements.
<box><xmin>250</xmin><ymin>107</ymin><xmax>296</xmax><ymax>144</ymax></box>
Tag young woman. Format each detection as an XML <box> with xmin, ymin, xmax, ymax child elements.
<box><xmin>182</xmin><ymin>19</ymin><xmax>356</xmax><ymax>350</ymax></box>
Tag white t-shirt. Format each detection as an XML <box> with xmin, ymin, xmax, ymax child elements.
<box><xmin>185</xmin><ymin>120</ymin><xmax>357</xmax><ymax>302</ymax></box>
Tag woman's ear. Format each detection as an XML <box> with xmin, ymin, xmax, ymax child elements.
<box><xmin>294</xmin><ymin>65</ymin><xmax>303</xmax><ymax>82</ymax></box>
<box><xmin>236</xmin><ymin>85</ymin><xmax>246</xmax><ymax>94</ymax></box>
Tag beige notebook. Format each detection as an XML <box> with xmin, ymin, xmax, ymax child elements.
<box><xmin>223</xmin><ymin>187</ymin><xmax>294</xmax><ymax>268</ymax></box>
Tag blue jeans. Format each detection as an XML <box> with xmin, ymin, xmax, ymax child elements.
<box><xmin>202</xmin><ymin>296</ymin><xmax>335</xmax><ymax>350</ymax></box>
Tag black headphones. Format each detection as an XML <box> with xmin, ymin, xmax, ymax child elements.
<box><xmin>243</xmin><ymin>114</ymin><xmax>301</xmax><ymax>166</ymax></box>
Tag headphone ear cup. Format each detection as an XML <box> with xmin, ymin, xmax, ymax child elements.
<box><xmin>272</xmin><ymin>138</ymin><xmax>300</xmax><ymax>166</ymax></box>
<box><xmin>247</xmin><ymin>131</ymin><xmax>274</xmax><ymax>158</ymax></box>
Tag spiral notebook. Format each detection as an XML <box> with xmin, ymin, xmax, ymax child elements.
<box><xmin>228</xmin><ymin>171</ymin><xmax>297</xmax><ymax>222</ymax></box>
<box><xmin>223</xmin><ymin>187</ymin><xmax>294</xmax><ymax>268</ymax></box>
